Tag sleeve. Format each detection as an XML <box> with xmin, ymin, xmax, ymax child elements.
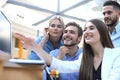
<box><xmin>107</xmin><ymin>54</ymin><xmax>120</xmax><ymax>80</ymax></box>
<box><xmin>49</xmin><ymin>49</ymin><xmax>59</xmax><ymax>57</ymax></box>
<box><xmin>28</xmin><ymin>36</ymin><xmax>43</xmax><ymax>60</ymax></box>
<box><xmin>50</xmin><ymin>54</ymin><xmax>82</xmax><ymax>73</ymax></box>
<box><xmin>29</xmin><ymin>51</ymin><xmax>41</xmax><ymax>60</ymax></box>
<box><xmin>35</xmin><ymin>36</ymin><xmax>43</xmax><ymax>44</ymax></box>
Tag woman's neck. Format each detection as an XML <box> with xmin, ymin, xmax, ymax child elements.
<box><xmin>92</xmin><ymin>44</ymin><xmax>104</xmax><ymax>70</ymax></box>
<box><xmin>91</xmin><ymin>43</ymin><xmax>104</xmax><ymax>58</ymax></box>
<box><xmin>50</xmin><ymin>37</ymin><xmax>60</xmax><ymax>48</ymax></box>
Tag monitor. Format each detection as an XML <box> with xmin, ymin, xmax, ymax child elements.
<box><xmin>0</xmin><ymin>10</ymin><xmax>11</xmax><ymax>54</ymax></box>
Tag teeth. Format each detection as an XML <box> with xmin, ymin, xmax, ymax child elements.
<box><xmin>64</xmin><ymin>37</ymin><xmax>71</xmax><ymax>41</ymax></box>
<box><xmin>65</xmin><ymin>39</ymin><xmax>71</xmax><ymax>41</ymax></box>
<box><xmin>86</xmin><ymin>36</ymin><xmax>91</xmax><ymax>40</ymax></box>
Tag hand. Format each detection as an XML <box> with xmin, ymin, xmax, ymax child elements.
<box><xmin>38</xmin><ymin>27</ymin><xmax>49</xmax><ymax>47</ymax></box>
<box><xmin>43</xmin><ymin>27</ymin><xmax>49</xmax><ymax>40</ymax></box>
<box><xmin>15</xmin><ymin>33</ymin><xmax>36</xmax><ymax>51</ymax></box>
<box><xmin>57</xmin><ymin>46</ymin><xmax>71</xmax><ymax>59</ymax></box>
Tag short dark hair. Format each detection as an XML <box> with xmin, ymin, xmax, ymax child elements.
<box><xmin>65</xmin><ymin>22</ymin><xmax>83</xmax><ymax>37</ymax></box>
<box><xmin>103</xmin><ymin>1</ymin><xmax>120</xmax><ymax>10</ymax></box>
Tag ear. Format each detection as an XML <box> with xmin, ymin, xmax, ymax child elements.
<box><xmin>118</xmin><ymin>11</ymin><xmax>120</xmax><ymax>17</ymax></box>
<box><xmin>77</xmin><ymin>36</ymin><xmax>82</xmax><ymax>44</ymax></box>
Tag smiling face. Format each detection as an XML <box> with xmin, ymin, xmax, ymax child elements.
<box><xmin>63</xmin><ymin>26</ymin><xmax>80</xmax><ymax>47</ymax></box>
<box><xmin>83</xmin><ymin>22</ymin><xmax>100</xmax><ymax>46</ymax></box>
<box><xmin>102</xmin><ymin>6</ymin><xmax>119</xmax><ymax>28</ymax></box>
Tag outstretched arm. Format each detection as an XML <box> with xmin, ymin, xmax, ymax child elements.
<box><xmin>15</xmin><ymin>33</ymin><xmax>81</xmax><ymax>73</ymax></box>
<box><xmin>15</xmin><ymin>33</ymin><xmax>52</xmax><ymax>65</ymax></box>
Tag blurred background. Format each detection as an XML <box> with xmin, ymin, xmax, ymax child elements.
<box><xmin>1</xmin><ymin>0</ymin><xmax>119</xmax><ymax>32</ymax></box>
<box><xmin>0</xmin><ymin>0</ymin><xmax>120</xmax><ymax>59</ymax></box>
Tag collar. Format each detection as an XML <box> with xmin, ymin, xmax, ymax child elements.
<box><xmin>111</xmin><ymin>22</ymin><xmax>120</xmax><ymax>35</ymax></box>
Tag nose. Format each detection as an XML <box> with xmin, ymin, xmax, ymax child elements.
<box><xmin>84</xmin><ymin>29</ymin><xmax>90</xmax><ymax>34</ymax></box>
<box><xmin>54</xmin><ymin>26</ymin><xmax>58</xmax><ymax>29</ymax></box>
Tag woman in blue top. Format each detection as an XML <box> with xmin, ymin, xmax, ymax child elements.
<box><xmin>29</xmin><ymin>16</ymin><xmax>65</xmax><ymax>60</ymax></box>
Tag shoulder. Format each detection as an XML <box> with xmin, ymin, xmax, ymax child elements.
<box><xmin>60</xmin><ymin>39</ymin><xmax>64</xmax><ymax>45</ymax></box>
<box><xmin>75</xmin><ymin>47</ymin><xmax>82</xmax><ymax>56</ymax></box>
<box><xmin>104</xmin><ymin>47</ymin><xmax>120</xmax><ymax>58</ymax></box>
<box><xmin>116</xmin><ymin>22</ymin><xmax>120</xmax><ymax>32</ymax></box>
<box><xmin>78</xmin><ymin>47</ymin><xmax>82</xmax><ymax>52</ymax></box>
<box><xmin>102</xmin><ymin>47</ymin><xmax>120</xmax><ymax>80</ymax></box>
<box><xmin>35</xmin><ymin>35</ymin><xmax>48</xmax><ymax>43</ymax></box>
<box><xmin>36</xmin><ymin>35</ymin><xmax>44</xmax><ymax>40</ymax></box>
<box><xmin>103</xmin><ymin>47</ymin><xmax>120</xmax><ymax>67</ymax></box>
<box><xmin>106</xmin><ymin>47</ymin><xmax>120</xmax><ymax>53</ymax></box>
<box><xmin>50</xmin><ymin>49</ymin><xmax>59</xmax><ymax>57</ymax></box>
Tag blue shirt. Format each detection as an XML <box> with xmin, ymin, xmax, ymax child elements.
<box><xmin>110</xmin><ymin>22</ymin><xmax>120</xmax><ymax>48</ymax></box>
<box><xmin>49</xmin><ymin>47</ymin><xmax>82</xmax><ymax>80</ymax></box>
<box><xmin>29</xmin><ymin>35</ymin><xmax>63</xmax><ymax>60</ymax></box>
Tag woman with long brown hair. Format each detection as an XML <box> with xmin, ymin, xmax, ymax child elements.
<box><xmin>79</xmin><ymin>19</ymin><xmax>114</xmax><ymax>80</ymax></box>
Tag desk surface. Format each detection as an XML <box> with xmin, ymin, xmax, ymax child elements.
<box><xmin>0</xmin><ymin>50</ymin><xmax>10</xmax><ymax>61</ymax></box>
<box><xmin>3</xmin><ymin>62</ymin><xmax>45</xmax><ymax>80</ymax></box>
<box><xmin>0</xmin><ymin>52</ymin><xmax>45</xmax><ymax>80</ymax></box>
<box><xmin>0</xmin><ymin>51</ymin><xmax>10</xmax><ymax>80</ymax></box>
<box><xmin>4</xmin><ymin>61</ymin><xmax>45</xmax><ymax>69</ymax></box>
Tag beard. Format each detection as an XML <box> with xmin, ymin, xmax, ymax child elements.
<box><xmin>105</xmin><ymin>16</ymin><xmax>118</xmax><ymax>28</ymax></box>
<box><xmin>64</xmin><ymin>40</ymin><xmax>78</xmax><ymax>47</ymax></box>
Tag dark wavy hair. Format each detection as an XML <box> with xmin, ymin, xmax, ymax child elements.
<box><xmin>103</xmin><ymin>1</ymin><xmax>120</xmax><ymax>11</ymax></box>
<box><xmin>65</xmin><ymin>22</ymin><xmax>83</xmax><ymax>37</ymax></box>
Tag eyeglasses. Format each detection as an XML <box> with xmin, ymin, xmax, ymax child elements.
<box><xmin>50</xmin><ymin>24</ymin><xmax>62</xmax><ymax>28</ymax></box>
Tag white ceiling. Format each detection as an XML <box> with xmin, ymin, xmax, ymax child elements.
<box><xmin>1</xmin><ymin>0</ymin><xmax>120</xmax><ymax>31</ymax></box>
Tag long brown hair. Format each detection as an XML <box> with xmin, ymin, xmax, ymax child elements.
<box><xmin>79</xmin><ymin>19</ymin><xmax>114</xmax><ymax>80</ymax></box>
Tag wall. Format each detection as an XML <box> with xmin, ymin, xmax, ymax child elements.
<box><xmin>11</xmin><ymin>21</ymin><xmax>39</xmax><ymax>59</ymax></box>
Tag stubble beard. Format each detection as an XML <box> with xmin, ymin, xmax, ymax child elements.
<box><xmin>64</xmin><ymin>40</ymin><xmax>78</xmax><ymax>47</ymax></box>
<box><xmin>106</xmin><ymin>16</ymin><xmax>118</xmax><ymax>28</ymax></box>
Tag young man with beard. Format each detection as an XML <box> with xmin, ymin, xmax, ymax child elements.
<box><xmin>102</xmin><ymin>1</ymin><xmax>120</xmax><ymax>47</ymax></box>
<box><xmin>47</xmin><ymin>22</ymin><xmax>83</xmax><ymax>80</ymax></box>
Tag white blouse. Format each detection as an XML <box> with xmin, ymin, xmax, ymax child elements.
<box><xmin>50</xmin><ymin>47</ymin><xmax>120</xmax><ymax>80</ymax></box>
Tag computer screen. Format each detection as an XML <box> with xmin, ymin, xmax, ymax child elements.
<box><xmin>0</xmin><ymin>10</ymin><xmax>45</xmax><ymax>64</ymax></box>
<box><xmin>0</xmin><ymin>11</ymin><xmax>11</xmax><ymax>54</ymax></box>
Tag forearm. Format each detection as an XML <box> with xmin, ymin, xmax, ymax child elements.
<box><xmin>33</xmin><ymin>43</ymin><xmax>52</xmax><ymax>65</ymax></box>
<box><xmin>14</xmin><ymin>33</ymin><xmax>52</xmax><ymax>65</ymax></box>
<box><xmin>39</xmin><ymin>36</ymin><xmax>48</xmax><ymax>48</ymax></box>
<box><xmin>51</xmin><ymin>57</ymin><xmax>80</xmax><ymax>73</ymax></box>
